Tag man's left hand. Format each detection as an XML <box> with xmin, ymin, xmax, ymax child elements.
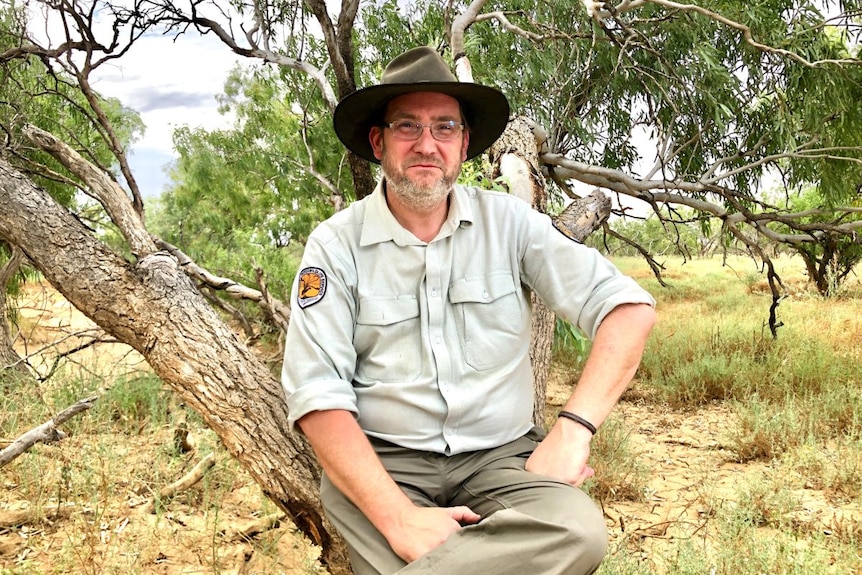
<box><xmin>525</xmin><ymin>421</ymin><xmax>595</xmax><ymax>486</ymax></box>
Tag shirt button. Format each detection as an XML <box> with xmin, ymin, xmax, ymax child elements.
<box><xmin>482</xmin><ymin>291</ymin><xmax>490</xmax><ymax>299</ymax></box>
<box><xmin>431</xmin><ymin>288</ymin><xmax>438</xmax><ymax>297</ymax></box>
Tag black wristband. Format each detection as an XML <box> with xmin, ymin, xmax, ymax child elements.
<box><xmin>558</xmin><ymin>411</ymin><xmax>597</xmax><ymax>435</ymax></box>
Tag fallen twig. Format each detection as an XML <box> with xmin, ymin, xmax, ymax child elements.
<box><xmin>141</xmin><ymin>452</ymin><xmax>217</xmax><ymax>514</ymax></box>
<box><xmin>223</xmin><ymin>512</ymin><xmax>286</xmax><ymax>542</ymax></box>
<box><xmin>0</xmin><ymin>395</ymin><xmax>98</xmax><ymax>468</ymax></box>
<box><xmin>0</xmin><ymin>504</ymin><xmax>74</xmax><ymax>529</ymax></box>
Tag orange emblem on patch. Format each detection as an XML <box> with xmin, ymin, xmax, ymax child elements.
<box><xmin>297</xmin><ymin>267</ymin><xmax>327</xmax><ymax>308</ymax></box>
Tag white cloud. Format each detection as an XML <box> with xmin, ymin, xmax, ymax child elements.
<box><xmin>89</xmin><ymin>34</ymin><xmax>247</xmax><ymax>195</ymax></box>
<box><xmin>28</xmin><ymin>7</ymin><xmax>249</xmax><ymax>197</ymax></box>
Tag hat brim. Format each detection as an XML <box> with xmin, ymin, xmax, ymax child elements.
<box><xmin>333</xmin><ymin>82</ymin><xmax>510</xmax><ymax>164</ymax></box>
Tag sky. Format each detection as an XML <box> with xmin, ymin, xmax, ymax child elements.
<box><xmin>89</xmin><ymin>33</ymin><xmax>248</xmax><ymax>198</ymax></box>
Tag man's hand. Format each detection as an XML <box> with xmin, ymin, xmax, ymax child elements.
<box><xmin>525</xmin><ymin>420</ymin><xmax>595</xmax><ymax>486</ymax></box>
<box><xmin>528</xmin><ymin>303</ymin><xmax>655</xmax><ymax>485</ymax></box>
<box><xmin>384</xmin><ymin>505</ymin><xmax>481</xmax><ymax>563</ymax></box>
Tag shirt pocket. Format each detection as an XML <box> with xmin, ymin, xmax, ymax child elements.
<box><xmin>449</xmin><ymin>273</ymin><xmax>524</xmax><ymax>370</ymax></box>
<box><xmin>354</xmin><ymin>296</ymin><xmax>422</xmax><ymax>382</ymax></box>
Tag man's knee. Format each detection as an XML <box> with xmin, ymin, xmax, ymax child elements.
<box><xmin>535</xmin><ymin>489</ymin><xmax>608</xmax><ymax>572</ymax></box>
<box><xmin>559</xmin><ymin>507</ymin><xmax>609</xmax><ymax>572</ymax></box>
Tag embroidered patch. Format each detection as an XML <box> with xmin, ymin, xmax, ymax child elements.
<box><xmin>297</xmin><ymin>267</ymin><xmax>327</xmax><ymax>309</ymax></box>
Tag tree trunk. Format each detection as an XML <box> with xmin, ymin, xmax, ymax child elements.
<box><xmin>488</xmin><ymin>116</ymin><xmax>555</xmax><ymax>426</ymax></box>
<box><xmin>0</xmin><ymin>159</ymin><xmax>352</xmax><ymax>575</ymax></box>
<box><xmin>488</xmin><ymin>117</ymin><xmax>611</xmax><ymax>426</ymax></box>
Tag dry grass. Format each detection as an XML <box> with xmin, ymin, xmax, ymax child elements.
<box><xmin>3</xmin><ymin>255</ymin><xmax>862</xmax><ymax>575</ymax></box>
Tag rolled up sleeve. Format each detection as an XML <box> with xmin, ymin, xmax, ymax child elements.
<box><xmin>281</xmin><ymin>228</ymin><xmax>361</xmax><ymax>431</ymax></box>
<box><xmin>519</xmin><ymin>208</ymin><xmax>655</xmax><ymax>340</ymax></box>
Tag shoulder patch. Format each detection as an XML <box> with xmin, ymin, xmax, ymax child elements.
<box><xmin>297</xmin><ymin>267</ymin><xmax>327</xmax><ymax>309</ymax></box>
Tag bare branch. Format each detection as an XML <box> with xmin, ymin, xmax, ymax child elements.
<box><xmin>188</xmin><ymin>16</ymin><xmax>338</xmax><ymax>109</ymax></box>
<box><xmin>452</xmin><ymin>0</ymin><xmax>490</xmax><ymax>58</ymax></box>
<box><xmin>140</xmin><ymin>452</ymin><xmax>217</xmax><ymax>513</ymax></box>
<box><xmin>154</xmin><ymin>238</ymin><xmax>291</xmax><ymax>330</ymax></box>
<box><xmin>200</xmin><ymin>286</ymin><xmax>257</xmax><ymax>341</ymax></box>
<box><xmin>474</xmin><ymin>12</ymin><xmax>546</xmax><ymax>42</ymax></box>
<box><xmin>0</xmin><ymin>395</ymin><xmax>99</xmax><ymax>468</ymax></box>
<box><xmin>21</xmin><ymin>124</ymin><xmax>155</xmax><ymax>257</ymax></box>
<box><xmin>298</xmin><ymin>114</ymin><xmax>344</xmax><ymax>211</ymax></box>
<box><xmin>0</xmin><ymin>40</ymin><xmax>93</xmax><ymax>64</ymax></box>
<box><xmin>602</xmin><ymin>222</ymin><xmax>669</xmax><ymax>286</ymax></box>
<box><xmin>36</xmin><ymin>331</ymin><xmax>123</xmax><ymax>382</ymax></box>
<box><xmin>305</xmin><ymin>0</ymin><xmax>355</xmax><ymax>99</ymax></box>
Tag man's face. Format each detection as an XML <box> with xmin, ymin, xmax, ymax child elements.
<box><xmin>369</xmin><ymin>92</ymin><xmax>470</xmax><ymax>213</ymax></box>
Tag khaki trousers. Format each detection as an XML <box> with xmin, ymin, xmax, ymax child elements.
<box><xmin>320</xmin><ymin>428</ymin><xmax>608</xmax><ymax>575</ymax></box>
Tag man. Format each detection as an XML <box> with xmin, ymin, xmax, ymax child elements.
<box><xmin>282</xmin><ymin>46</ymin><xmax>656</xmax><ymax>575</ymax></box>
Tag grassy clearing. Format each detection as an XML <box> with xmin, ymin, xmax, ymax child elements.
<box><xmin>1</xmin><ymin>358</ymin><xmax>319</xmax><ymax>575</ymax></box>
<box><xmin>569</xmin><ymin>254</ymin><xmax>862</xmax><ymax>575</ymax></box>
<box><xmin>635</xmin><ymin>255</ymin><xmax>862</xmax><ymax>456</ymax></box>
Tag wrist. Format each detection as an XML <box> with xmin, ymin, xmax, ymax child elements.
<box><xmin>375</xmin><ymin>496</ymin><xmax>419</xmax><ymax>536</ymax></box>
<box><xmin>557</xmin><ymin>410</ymin><xmax>597</xmax><ymax>435</ymax></box>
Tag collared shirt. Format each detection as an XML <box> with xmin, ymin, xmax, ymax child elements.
<box><xmin>282</xmin><ymin>182</ymin><xmax>655</xmax><ymax>455</ymax></box>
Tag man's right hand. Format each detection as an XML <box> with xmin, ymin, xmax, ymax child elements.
<box><xmin>385</xmin><ymin>505</ymin><xmax>481</xmax><ymax>563</ymax></box>
<box><xmin>298</xmin><ymin>411</ymin><xmax>481</xmax><ymax>564</ymax></box>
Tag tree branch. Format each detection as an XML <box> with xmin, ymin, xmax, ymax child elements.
<box><xmin>154</xmin><ymin>238</ymin><xmax>291</xmax><ymax>331</ymax></box>
<box><xmin>189</xmin><ymin>15</ymin><xmax>339</xmax><ymax>110</ymax></box>
<box><xmin>140</xmin><ymin>452</ymin><xmax>217</xmax><ymax>514</ymax></box>
<box><xmin>644</xmin><ymin>0</ymin><xmax>862</xmax><ymax>68</ymax></box>
<box><xmin>0</xmin><ymin>395</ymin><xmax>98</xmax><ymax>468</ymax></box>
<box><xmin>474</xmin><ymin>11</ymin><xmax>546</xmax><ymax>42</ymax></box>
<box><xmin>21</xmin><ymin>123</ymin><xmax>155</xmax><ymax>258</ymax></box>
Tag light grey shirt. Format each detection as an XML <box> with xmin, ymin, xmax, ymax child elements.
<box><xmin>282</xmin><ymin>182</ymin><xmax>655</xmax><ymax>455</ymax></box>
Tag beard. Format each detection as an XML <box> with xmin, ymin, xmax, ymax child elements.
<box><xmin>380</xmin><ymin>149</ymin><xmax>461</xmax><ymax>214</ymax></box>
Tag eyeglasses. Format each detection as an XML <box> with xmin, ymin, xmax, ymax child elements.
<box><xmin>383</xmin><ymin>120</ymin><xmax>465</xmax><ymax>142</ymax></box>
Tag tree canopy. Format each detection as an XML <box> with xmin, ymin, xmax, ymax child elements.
<box><xmin>144</xmin><ymin>0</ymin><xmax>862</xmax><ymax>327</ymax></box>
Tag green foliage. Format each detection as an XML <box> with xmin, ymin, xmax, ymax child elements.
<box><xmin>458</xmin><ymin>0</ymin><xmax>862</xmax><ymax>215</ymax></box>
<box><xmin>357</xmin><ymin>1</ymin><xmax>449</xmax><ymax>77</ymax></box>
<box><xmin>41</xmin><ymin>0</ymin><xmax>857</xmax><ymax>314</ymax></box>
<box><xmin>152</xmin><ymin>64</ymin><xmax>348</xmax><ymax>299</ymax></box>
<box><xmin>773</xmin><ymin>187</ymin><xmax>862</xmax><ymax>295</ymax></box>
<box><xmin>0</xmin><ymin>7</ymin><xmax>143</xmax><ymax>208</ymax></box>
<box><xmin>553</xmin><ymin>318</ymin><xmax>590</xmax><ymax>364</ymax></box>
<box><xmin>45</xmin><ymin>372</ymin><xmax>174</xmax><ymax>434</ymax></box>
<box><xmin>97</xmin><ymin>373</ymin><xmax>174</xmax><ymax>431</ymax></box>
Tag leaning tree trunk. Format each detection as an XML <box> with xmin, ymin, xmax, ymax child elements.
<box><xmin>488</xmin><ymin>117</ymin><xmax>611</xmax><ymax>426</ymax></box>
<box><xmin>0</xmin><ymin>158</ymin><xmax>352</xmax><ymax>575</ymax></box>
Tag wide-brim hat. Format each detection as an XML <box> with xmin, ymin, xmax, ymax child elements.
<box><xmin>333</xmin><ymin>47</ymin><xmax>511</xmax><ymax>164</ymax></box>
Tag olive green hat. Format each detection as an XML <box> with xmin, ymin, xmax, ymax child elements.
<box><xmin>333</xmin><ymin>46</ymin><xmax>510</xmax><ymax>164</ymax></box>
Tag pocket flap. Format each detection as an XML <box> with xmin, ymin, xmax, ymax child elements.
<box><xmin>357</xmin><ymin>296</ymin><xmax>420</xmax><ymax>326</ymax></box>
<box><xmin>449</xmin><ymin>274</ymin><xmax>517</xmax><ymax>304</ymax></box>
